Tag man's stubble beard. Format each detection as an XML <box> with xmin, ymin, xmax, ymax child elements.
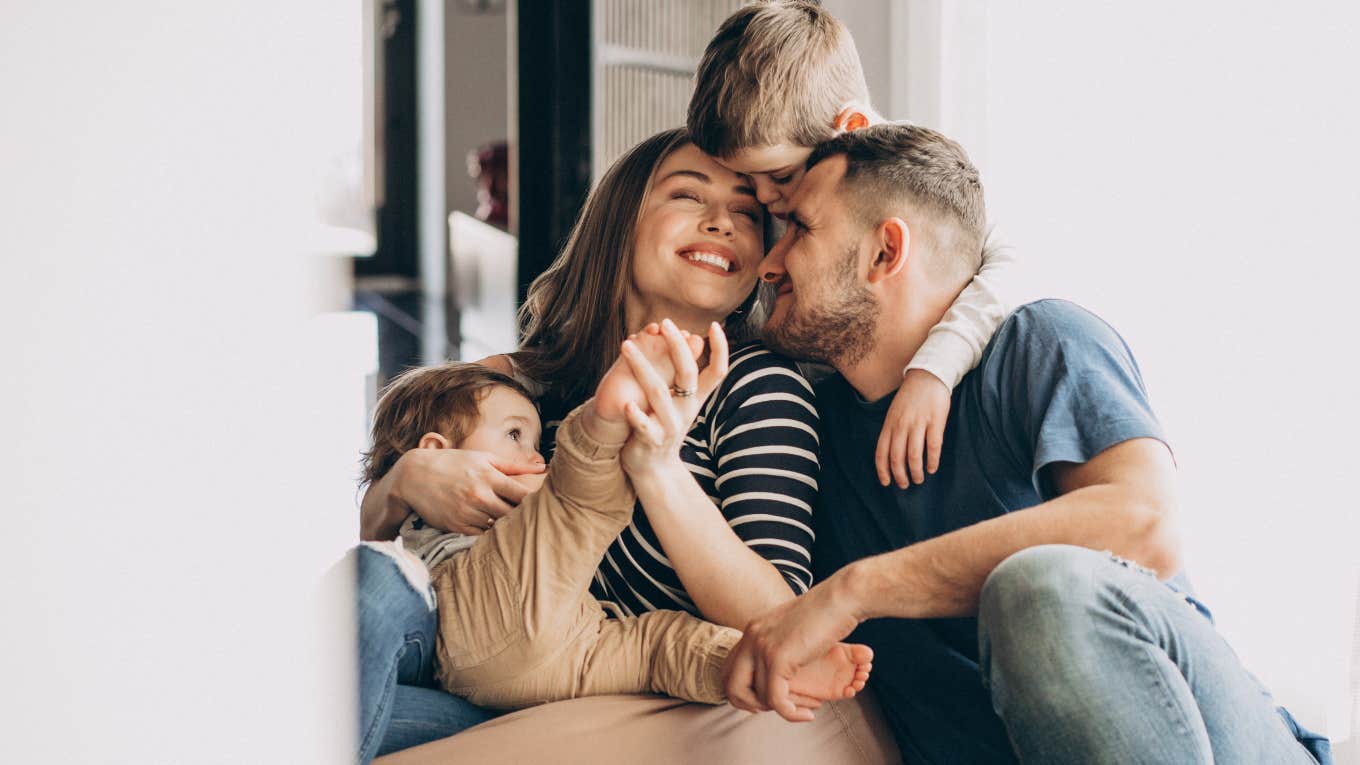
<box><xmin>762</xmin><ymin>241</ymin><xmax>879</xmax><ymax>368</ymax></box>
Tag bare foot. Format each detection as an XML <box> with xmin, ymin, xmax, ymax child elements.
<box><xmin>787</xmin><ymin>643</ymin><xmax>873</xmax><ymax>703</ymax></box>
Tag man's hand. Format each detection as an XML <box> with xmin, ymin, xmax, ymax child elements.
<box><xmin>875</xmin><ymin>368</ymin><xmax>951</xmax><ymax>489</ymax></box>
<box><xmin>391</xmin><ymin>448</ymin><xmax>545</xmax><ymax>535</ymax></box>
<box><xmin>722</xmin><ymin>573</ymin><xmax>863</xmax><ymax>722</ymax></box>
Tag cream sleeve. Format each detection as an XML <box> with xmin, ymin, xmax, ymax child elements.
<box><xmin>904</xmin><ymin>229</ymin><xmax>1018</xmax><ymax>389</ymax></box>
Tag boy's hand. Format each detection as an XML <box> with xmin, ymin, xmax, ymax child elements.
<box><xmin>874</xmin><ymin>369</ymin><xmax>951</xmax><ymax>489</ymax></box>
<box><xmin>618</xmin><ymin>321</ymin><xmax>728</xmax><ymax>476</ymax></box>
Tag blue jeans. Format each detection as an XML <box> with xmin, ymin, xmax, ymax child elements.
<box><xmin>356</xmin><ymin>544</ymin><xmax>498</xmax><ymax>764</ymax></box>
<box><xmin>978</xmin><ymin>545</ymin><xmax>1331</xmax><ymax>764</ymax></box>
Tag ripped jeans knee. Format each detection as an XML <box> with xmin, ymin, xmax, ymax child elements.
<box><xmin>358</xmin><ymin>538</ymin><xmax>436</xmax><ymax>613</ymax></box>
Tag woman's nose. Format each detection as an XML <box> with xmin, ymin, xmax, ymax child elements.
<box><xmin>703</xmin><ymin>210</ymin><xmax>735</xmax><ymax>238</ymax></box>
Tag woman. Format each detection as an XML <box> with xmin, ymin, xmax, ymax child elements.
<box><xmin>356</xmin><ymin>128</ymin><xmax>897</xmax><ymax>763</ymax></box>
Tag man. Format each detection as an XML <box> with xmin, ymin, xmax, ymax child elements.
<box><xmin>722</xmin><ymin>123</ymin><xmax>1330</xmax><ymax>764</ymax></box>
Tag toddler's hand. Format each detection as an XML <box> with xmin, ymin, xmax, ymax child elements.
<box><xmin>593</xmin><ymin>322</ymin><xmax>702</xmax><ymax>422</ymax></box>
<box><xmin>874</xmin><ymin>369</ymin><xmax>951</xmax><ymax>489</ymax></box>
<box><xmin>618</xmin><ymin>321</ymin><xmax>728</xmax><ymax>476</ymax></box>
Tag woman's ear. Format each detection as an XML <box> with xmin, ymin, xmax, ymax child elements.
<box><xmin>867</xmin><ymin>217</ymin><xmax>910</xmax><ymax>284</ymax></box>
<box><xmin>833</xmin><ymin>105</ymin><xmax>872</xmax><ymax>134</ymax></box>
<box><xmin>417</xmin><ymin>432</ymin><xmax>453</xmax><ymax>450</ymax></box>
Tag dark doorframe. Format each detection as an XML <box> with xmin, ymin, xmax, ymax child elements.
<box><xmin>358</xmin><ymin>0</ymin><xmax>420</xmax><ymax>280</ymax></box>
<box><xmin>513</xmin><ymin>0</ymin><xmax>592</xmax><ymax>304</ymax></box>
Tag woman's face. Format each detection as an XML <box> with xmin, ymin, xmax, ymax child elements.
<box><xmin>628</xmin><ymin>143</ymin><xmax>766</xmax><ymax>326</ymax></box>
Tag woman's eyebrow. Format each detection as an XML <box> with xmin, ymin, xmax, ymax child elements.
<box><xmin>662</xmin><ymin>168</ymin><xmax>756</xmax><ymax>198</ymax></box>
<box><xmin>660</xmin><ymin>169</ymin><xmax>710</xmax><ymax>184</ymax></box>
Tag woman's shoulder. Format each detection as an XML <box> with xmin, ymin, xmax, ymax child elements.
<box><xmin>725</xmin><ymin>340</ymin><xmax>807</xmax><ymax>378</ymax></box>
<box><xmin>709</xmin><ymin>340</ymin><xmax>817</xmax><ymax>415</ymax></box>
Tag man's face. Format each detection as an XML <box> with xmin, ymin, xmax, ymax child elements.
<box><xmin>758</xmin><ymin>155</ymin><xmax>880</xmax><ymax>367</ymax></box>
<box><xmin>718</xmin><ymin>143</ymin><xmax>814</xmax><ymax>220</ymax></box>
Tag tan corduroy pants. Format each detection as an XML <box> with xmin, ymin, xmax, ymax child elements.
<box><xmin>431</xmin><ymin>404</ymin><xmax>739</xmax><ymax>709</ymax></box>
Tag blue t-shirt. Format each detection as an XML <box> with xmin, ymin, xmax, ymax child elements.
<box><xmin>813</xmin><ymin>300</ymin><xmax>1172</xmax><ymax>763</ymax></box>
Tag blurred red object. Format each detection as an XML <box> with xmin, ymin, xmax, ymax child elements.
<box><xmin>468</xmin><ymin>141</ymin><xmax>509</xmax><ymax>228</ymax></box>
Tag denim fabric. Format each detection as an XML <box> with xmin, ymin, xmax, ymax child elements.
<box><xmin>355</xmin><ymin>545</ymin><xmax>496</xmax><ymax>764</ymax></box>
<box><xmin>978</xmin><ymin>545</ymin><xmax>1328</xmax><ymax>764</ymax></box>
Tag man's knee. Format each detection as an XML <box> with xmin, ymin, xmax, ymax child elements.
<box><xmin>979</xmin><ymin>545</ymin><xmax>1105</xmax><ymax>633</ymax></box>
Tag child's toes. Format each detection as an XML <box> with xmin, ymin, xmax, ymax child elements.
<box><xmin>848</xmin><ymin>644</ymin><xmax>874</xmax><ymax>664</ymax></box>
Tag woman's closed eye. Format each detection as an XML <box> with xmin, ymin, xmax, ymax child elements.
<box><xmin>770</xmin><ymin>173</ymin><xmax>794</xmax><ymax>185</ymax></box>
<box><xmin>731</xmin><ymin>204</ymin><xmax>761</xmax><ymax>222</ymax></box>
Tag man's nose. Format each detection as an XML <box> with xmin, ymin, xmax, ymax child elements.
<box><xmin>759</xmin><ymin>234</ymin><xmax>789</xmax><ymax>283</ymax></box>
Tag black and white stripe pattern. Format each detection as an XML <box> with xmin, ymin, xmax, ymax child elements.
<box><xmin>542</xmin><ymin>342</ymin><xmax>819</xmax><ymax>619</ymax></box>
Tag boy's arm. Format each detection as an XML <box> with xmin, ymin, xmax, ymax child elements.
<box><xmin>906</xmin><ymin>234</ymin><xmax>1017</xmax><ymax>389</ymax></box>
<box><xmin>875</xmin><ymin>235</ymin><xmax>1018</xmax><ymax>488</ymax></box>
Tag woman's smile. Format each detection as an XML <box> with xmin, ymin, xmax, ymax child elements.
<box><xmin>677</xmin><ymin>242</ymin><xmax>739</xmax><ymax>275</ymax></box>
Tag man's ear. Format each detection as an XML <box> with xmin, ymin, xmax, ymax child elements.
<box><xmin>417</xmin><ymin>432</ymin><xmax>453</xmax><ymax>450</ymax></box>
<box><xmin>866</xmin><ymin>217</ymin><xmax>910</xmax><ymax>284</ymax></box>
<box><xmin>833</xmin><ymin>105</ymin><xmax>872</xmax><ymax>134</ymax></box>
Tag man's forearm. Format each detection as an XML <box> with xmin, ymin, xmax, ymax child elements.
<box><xmin>839</xmin><ymin>481</ymin><xmax>1181</xmax><ymax>621</ymax></box>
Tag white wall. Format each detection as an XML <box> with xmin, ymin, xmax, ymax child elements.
<box><xmin>822</xmin><ymin>0</ymin><xmax>893</xmax><ymax>117</ymax></box>
<box><xmin>916</xmin><ymin>0</ymin><xmax>1360</xmax><ymax>742</ymax></box>
<box><xmin>1</xmin><ymin>2</ymin><xmax>368</xmax><ymax>761</ymax></box>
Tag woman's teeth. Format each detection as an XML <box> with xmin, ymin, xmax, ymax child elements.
<box><xmin>685</xmin><ymin>251</ymin><xmax>732</xmax><ymax>272</ymax></box>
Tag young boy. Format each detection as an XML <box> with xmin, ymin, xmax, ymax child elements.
<box><xmin>687</xmin><ymin>0</ymin><xmax>1017</xmax><ymax>491</ymax></box>
<box><xmin>359</xmin><ymin>331</ymin><xmax>872</xmax><ymax>711</ymax></box>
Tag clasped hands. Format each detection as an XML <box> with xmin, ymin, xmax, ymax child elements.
<box><xmin>584</xmin><ymin>318</ymin><xmax>729</xmax><ymax>478</ymax></box>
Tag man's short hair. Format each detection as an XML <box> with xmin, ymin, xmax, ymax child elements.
<box><xmin>688</xmin><ymin>1</ymin><xmax>870</xmax><ymax>157</ymax></box>
<box><xmin>808</xmin><ymin>123</ymin><xmax>987</xmax><ymax>280</ymax></box>
<box><xmin>360</xmin><ymin>362</ymin><xmax>533</xmax><ymax>487</ymax></box>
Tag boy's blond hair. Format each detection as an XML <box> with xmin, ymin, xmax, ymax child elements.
<box><xmin>688</xmin><ymin>1</ymin><xmax>869</xmax><ymax>157</ymax></box>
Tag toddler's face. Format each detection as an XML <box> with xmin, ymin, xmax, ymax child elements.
<box><xmin>717</xmin><ymin>143</ymin><xmax>814</xmax><ymax>220</ymax></box>
<box><xmin>459</xmin><ymin>386</ymin><xmax>545</xmax><ymax>468</ymax></box>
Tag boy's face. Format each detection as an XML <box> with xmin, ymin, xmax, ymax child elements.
<box><xmin>717</xmin><ymin>143</ymin><xmax>814</xmax><ymax>220</ymax></box>
<box><xmin>459</xmin><ymin>386</ymin><xmax>545</xmax><ymax>468</ymax></box>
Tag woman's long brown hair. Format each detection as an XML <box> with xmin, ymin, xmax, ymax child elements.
<box><xmin>512</xmin><ymin>127</ymin><xmax>770</xmax><ymax>409</ymax></box>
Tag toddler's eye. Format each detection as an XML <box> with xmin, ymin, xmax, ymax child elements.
<box><xmin>736</xmin><ymin>207</ymin><xmax>761</xmax><ymax>221</ymax></box>
<box><xmin>507</xmin><ymin>428</ymin><xmax>521</xmax><ymax>442</ymax></box>
<box><xmin>771</xmin><ymin>173</ymin><xmax>794</xmax><ymax>185</ymax></box>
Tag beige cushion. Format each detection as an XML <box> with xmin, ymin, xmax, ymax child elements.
<box><xmin>376</xmin><ymin>693</ymin><xmax>902</xmax><ymax>765</ymax></box>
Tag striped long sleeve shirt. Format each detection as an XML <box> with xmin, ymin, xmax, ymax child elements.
<box><xmin>540</xmin><ymin>341</ymin><xmax>820</xmax><ymax>619</ymax></box>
